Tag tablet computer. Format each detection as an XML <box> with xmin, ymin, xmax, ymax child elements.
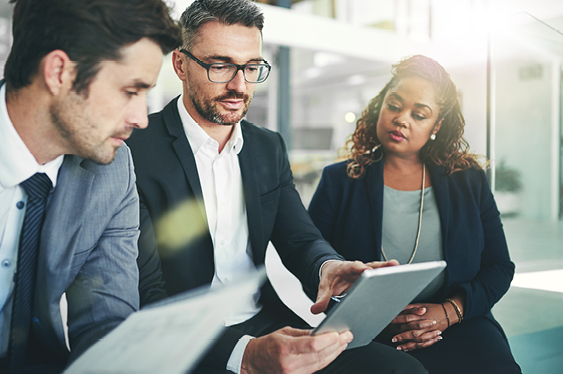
<box><xmin>312</xmin><ymin>260</ymin><xmax>447</xmax><ymax>349</ymax></box>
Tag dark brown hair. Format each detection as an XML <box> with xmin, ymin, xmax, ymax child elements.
<box><xmin>5</xmin><ymin>0</ymin><xmax>182</xmax><ymax>95</ymax></box>
<box><xmin>346</xmin><ymin>55</ymin><xmax>483</xmax><ymax>178</ymax></box>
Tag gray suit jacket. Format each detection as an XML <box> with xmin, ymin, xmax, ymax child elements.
<box><xmin>30</xmin><ymin>145</ymin><xmax>140</xmax><ymax>369</ymax></box>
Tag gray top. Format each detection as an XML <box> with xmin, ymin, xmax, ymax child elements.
<box><xmin>382</xmin><ymin>185</ymin><xmax>446</xmax><ymax>302</ymax></box>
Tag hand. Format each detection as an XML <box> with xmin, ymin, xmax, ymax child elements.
<box><xmin>389</xmin><ymin>303</ymin><xmax>447</xmax><ymax>351</ymax></box>
<box><xmin>240</xmin><ymin>327</ymin><xmax>353</xmax><ymax>374</ymax></box>
<box><xmin>311</xmin><ymin>260</ymin><xmax>399</xmax><ymax>315</ymax></box>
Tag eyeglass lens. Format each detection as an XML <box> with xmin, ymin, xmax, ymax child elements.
<box><xmin>209</xmin><ymin>63</ymin><xmax>270</xmax><ymax>83</ymax></box>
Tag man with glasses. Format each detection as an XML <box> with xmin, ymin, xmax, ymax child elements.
<box><xmin>127</xmin><ymin>0</ymin><xmax>426</xmax><ymax>373</ymax></box>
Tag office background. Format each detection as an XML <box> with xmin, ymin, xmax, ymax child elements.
<box><xmin>1</xmin><ymin>1</ymin><xmax>561</xmax><ymax>372</ymax></box>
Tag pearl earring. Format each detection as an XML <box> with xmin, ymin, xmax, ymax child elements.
<box><xmin>430</xmin><ymin>134</ymin><xmax>436</xmax><ymax>140</ymax></box>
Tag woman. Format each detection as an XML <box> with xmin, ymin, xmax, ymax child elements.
<box><xmin>308</xmin><ymin>55</ymin><xmax>521</xmax><ymax>373</ymax></box>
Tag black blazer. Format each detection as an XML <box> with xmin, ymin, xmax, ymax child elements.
<box><xmin>308</xmin><ymin>157</ymin><xmax>515</xmax><ymax>325</ymax></box>
<box><xmin>127</xmin><ymin>97</ymin><xmax>343</xmax><ymax>368</ymax></box>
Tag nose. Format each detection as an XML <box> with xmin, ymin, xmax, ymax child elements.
<box><xmin>226</xmin><ymin>69</ymin><xmax>246</xmax><ymax>93</ymax></box>
<box><xmin>127</xmin><ymin>96</ymin><xmax>149</xmax><ymax>129</ymax></box>
<box><xmin>393</xmin><ymin>111</ymin><xmax>409</xmax><ymax>127</ymax></box>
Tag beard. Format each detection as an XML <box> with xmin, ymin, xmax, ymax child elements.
<box><xmin>50</xmin><ymin>92</ymin><xmax>129</xmax><ymax>165</ymax></box>
<box><xmin>190</xmin><ymin>91</ymin><xmax>252</xmax><ymax>126</ymax></box>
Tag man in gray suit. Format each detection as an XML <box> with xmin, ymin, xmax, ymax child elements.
<box><xmin>0</xmin><ymin>0</ymin><xmax>181</xmax><ymax>372</ymax></box>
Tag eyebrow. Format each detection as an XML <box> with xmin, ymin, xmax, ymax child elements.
<box><xmin>204</xmin><ymin>54</ymin><xmax>265</xmax><ymax>64</ymax></box>
<box><xmin>388</xmin><ymin>93</ymin><xmax>433</xmax><ymax>113</ymax></box>
<box><xmin>127</xmin><ymin>80</ymin><xmax>156</xmax><ymax>90</ymax></box>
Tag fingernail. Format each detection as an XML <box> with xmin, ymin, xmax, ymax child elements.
<box><xmin>438</xmin><ymin>336</ymin><xmax>443</xmax><ymax>341</ymax></box>
<box><xmin>391</xmin><ymin>338</ymin><xmax>397</xmax><ymax>343</ymax></box>
<box><xmin>396</xmin><ymin>346</ymin><xmax>403</xmax><ymax>351</ymax></box>
<box><xmin>433</xmin><ymin>320</ymin><xmax>437</xmax><ymax>325</ymax></box>
<box><xmin>437</xmin><ymin>330</ymin><xmax>442</xmax><ymax>335</ymax></box>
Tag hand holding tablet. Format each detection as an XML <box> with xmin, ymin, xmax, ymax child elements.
<box><xmin>312</xmin><ymin>261</ymin><xmax>447</xmax><ymax>349</ymax></box>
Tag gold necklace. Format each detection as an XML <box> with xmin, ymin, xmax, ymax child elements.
<box><xmin>381</xmin><ymin>164</ymin><xmax>425</xmax><ymax>264</ymax></box>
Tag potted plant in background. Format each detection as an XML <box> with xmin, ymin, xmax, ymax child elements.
<box><xmin>494</xmin><ymin>159</ymin><xmax>523</xmax><ymax>217</ymax></box>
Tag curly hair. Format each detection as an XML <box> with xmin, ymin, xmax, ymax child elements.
<box><xmin>345</xmin><ymin>55</ymin><xmax>484</xmax><ymax>178</ymax></box>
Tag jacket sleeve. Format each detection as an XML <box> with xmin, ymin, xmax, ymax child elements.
<box><xmin>450</xmin><ymin>169</ymin><xmax>515</xmax><ymax>320</ymax></box>
<box><xmin>65</xmin><ymin>147</ymin><xmax>140</xmax><ymax>363</ymax></box>
<box><xmin>269</xmin><ymin>133</ymin><xmax>344</xmax><ymax>299</ymax></box>
<box><xmin>308</xmin><ymin>165</ymin><xmax>340</xmax><ymax>245</ymax></box>
<box><xmin>137</xmin><ymin>199</ymin><xmax>169</xmax><ymax>307</ymax></box>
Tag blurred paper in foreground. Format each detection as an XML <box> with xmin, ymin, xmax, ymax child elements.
<box><xmin>66</xmin><ymin>269</ymin><xmax>266</xmax><ymax>373</ymax></box>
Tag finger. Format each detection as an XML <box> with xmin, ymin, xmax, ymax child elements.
<box><xmin>418</xmin><ymin>336</ymin><xmax>443</xmax><ymax>348</ymax></box>
<box><xmin>311</xmin><ymin>292</ymin><xmax>331</xmax><ymax>315</ymax></box>
<box><xmin>395</xmin><ymin>329</ymin><xmax>442</xmax><ymax>343</ymax></box>
<box><xmin>390</xmin><ymin>313</ymin><xmax>430</xmax><ymax>324</ymax></box>
<box><xmin>391</xmin><ymin>323</ymin><xmax>437</xmax><ymax>342</ymax></box>
<box><xmin>408</xmin><ymin>306</ymin><xmax>427</xmax><ymax>316</ymax></box>
<box><xmin>400</xmin><ymin>304</ymin><xmax>427</xmax><ymax>314</ymax></box>
<box><xmin>301</xmin><ymin>341</ymin><xmax>348</xmax><ymax>374</ymax></box>
<box><xmin>338</xmin><ymin>260</ymin><xmax>371</xmax><ymax>278</ymax></box>
<box><xmin>365</xmin><ymin>260</ymin><xmax>400</xmax><ymax>268</ymax></box>
<box><xmin>397</xmin><ymin>336</ymin><xmax>443</xmax><ymax>352</ymax></box>
<box><xmin>323</xmin><ymin>260</ymin><xmax>369</xmax><ymax>280</ymax></box>
<box><xmin>294</xmin><ymin>333</ymin><xmax>351</xmax><ymax>373</ymax></box>
<box><xmin>417</xmin><ymin>329</ymin><xmax>442</xmax><ymax>341</ymax></box>
<box><xmin>286</xmin><ymin>331</ymin><xmax>345</xmax><ymax>364</ymax></box>
<box><xmin>278</xmin><ymin>326</ymin><xmax>315</xmax><ymax>337</ymax></box>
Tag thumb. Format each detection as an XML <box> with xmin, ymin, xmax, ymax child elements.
<box><xmin>311</xmin><ymin>288</ymin><xmax>331</xmax><ymax>315</ymax></box>
<box><xmin>279</xmin><ymin>327</ymin><xmax>314</xmax><ymax>337</ymax></box>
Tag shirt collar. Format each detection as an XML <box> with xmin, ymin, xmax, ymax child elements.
<box><xmin>0</xmin><ymin>83</ymin><xmax>64</xmax><ymax>192</ymax></box>
<box><xmin>177</xmin><ymin>94</ymin><xmax>244</xmax><ymax>156</ymax></box>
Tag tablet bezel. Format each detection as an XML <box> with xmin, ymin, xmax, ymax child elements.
<box><xmin>312</xmin><ymin>261</ymin><xmax>447</xmax><ymax>349</ymax></box>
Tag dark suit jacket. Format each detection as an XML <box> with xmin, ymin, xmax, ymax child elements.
<box><xmin>127</xmin><ymin>97</ymin><xmax>343</xmax><ymax>369</ymax></box>
<box><xmin>308</xmin><ymin>156</ymin><xmax>515</xmax><ymax>324</ymax></box>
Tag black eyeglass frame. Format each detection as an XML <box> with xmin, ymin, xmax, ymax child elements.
<box><xmin>180</xmin><ymin>48</ymin><xmax>271</xmax><ymax>84</ymax></box>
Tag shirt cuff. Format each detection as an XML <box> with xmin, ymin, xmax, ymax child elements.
<box><xmin>226</xmin><ymin>335</ymin><xmax>255</xmax><ymax>374</ymax></box>
<box><xmin>319</xmin><ymin>259</ymin><xmax>342</xmax><ymax>280</ymax></box>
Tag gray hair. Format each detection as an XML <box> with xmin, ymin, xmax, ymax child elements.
<box><xmin>180</xmin><ymin>0</ymin><xmax>264</xmax><ymax>51</ymax></box>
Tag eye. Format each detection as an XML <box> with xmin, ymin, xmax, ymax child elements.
<box><xmin>388</xmin><ymin>103</ymin><xmax>400</xmax><ymax>112</ymax></box>
<box><xmin>210</xmin><ymin>64</ymin><xmax>230</xmax><ymax>72</ymax></box>
<box><xmin>125</xmin><ymin>91</ymin><xmax>138</xmax><ymax>98</ymax></box>
<box><xmin>412</xmin><ymin>113</ymin><xmax>426</xmax><ymax>121</ymax></box>
<box><xmin>245</xmin><ymin>65</ymin><xmax>258</xmax><ymax>73</ymax></box>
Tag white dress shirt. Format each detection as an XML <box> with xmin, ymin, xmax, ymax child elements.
<box><xmin>177</xmin><ymin>96</ymin><xmax>260</xmax><ymax>373</ymax></box>
<box><xmin>0</xmin><ymin>84</ymin><xmax>64</xmax><ymax>356</ymax></box>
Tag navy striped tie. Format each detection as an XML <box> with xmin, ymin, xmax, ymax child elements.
<box><xmin>8</xmin><ymin>173</ymin><xmax>52</xmax><ymax>373</ymax></box>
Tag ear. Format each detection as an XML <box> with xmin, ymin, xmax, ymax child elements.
<box><xmin>172</xmin><ymin>49</ymin><xmax>188</xmax><ymax>81</ymax></box>
<box><xmin>42</xmin><ymin>50</ymin><xmax>74</xmax><ymax>95</ymax></box>
<box><xmin>432</xmin><ymin>118</ymin><xmax>444</xmax><ymax>136</ymax></box>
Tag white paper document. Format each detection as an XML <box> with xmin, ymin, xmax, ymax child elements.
<box><xmin>66</xmin><ymin>269</ymin><xmax>265</xmax><ymax>373</ymax></box>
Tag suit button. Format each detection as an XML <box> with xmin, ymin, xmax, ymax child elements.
<box><xmin>2</xmin><ymin>259</ymin><xmax>11</xmax><ymax>268</ymax></box>
<box><xmin>16</xmin><ymin>201</ymin><xmax>24</xmax><ymax>210</ymax></box>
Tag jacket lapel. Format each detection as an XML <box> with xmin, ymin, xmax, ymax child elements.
<box><xmin>163</xmin><ymin>97</ymin><xmax>208</xmax><ymax>224</ymax></box>
<box><xmin>428</xmin><ymin>164</ymin><xmax>450</xmax><ymax>257</ymax></box>
<box><xmin>238</xmin><ymin>122</ymin><xmax>265</xmax><ymax>265</ymax></box>
<box><xmin>39</xmin><ymin>155</ymin><xmax>94</xmax><ymax>289</ymax></box>
<box><xmin>365</xmin><ymin>158</ymin><xmax>385</xmax><ymax>260</ymax></box>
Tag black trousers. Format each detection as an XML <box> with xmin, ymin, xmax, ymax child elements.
<box><xmin>192</xmin><ymin>306</ymin><xmax>427</xmax><ymax>374</ymax></box>
<box><xmin>375</xmin><ymin>316</ymin><xmax>522</xmax><ymax>374</ymax></box>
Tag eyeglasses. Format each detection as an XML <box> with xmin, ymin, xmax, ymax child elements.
<box><xmin>180</xmin><ymin>49</ymin><xmax>271</xmax><ymax>84</ymax></box>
